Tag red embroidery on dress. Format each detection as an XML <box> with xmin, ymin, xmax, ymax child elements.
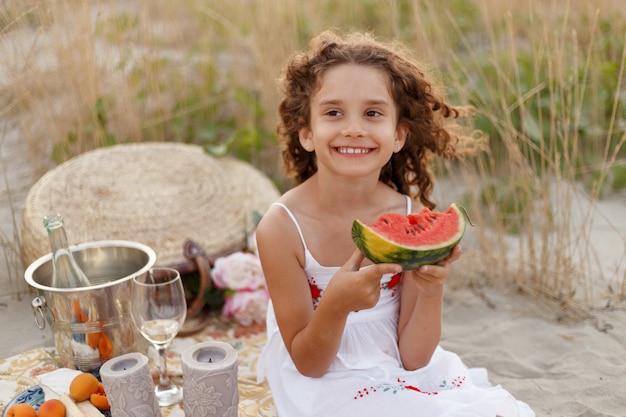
<box><xmin>353</xmin><ymin>376</ymin><xmax>466</xmax><ymax>400</ymax></box>
<box><xmin>380</xmin><ymin>272</ymin><xmax>402</xmax><ymax>297</ymax></box>
<box><xmin>308</xmin><ymin>276</ymin><xmax>322</xmax><ymax>309</ymax></box>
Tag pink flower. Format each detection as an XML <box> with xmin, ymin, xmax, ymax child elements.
<box><xmin>222</xmin><ymin>289</ymin><xmax>270</xmax><ymax>326</ymax></box>
<box><xmin>211</xmin><ymin>251</ymin><xmax>269</xmax><ymax>326</ymax></box>
<box><xmin>212</xmin><ymin>252</ymin><xmax>266</xmax><ymax>291</ymax></box>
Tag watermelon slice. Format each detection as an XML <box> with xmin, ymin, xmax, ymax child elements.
<box><xmin>351</xmin><ymin>203</ymin><xmax>466</xmax><ymax>270</ymax></box>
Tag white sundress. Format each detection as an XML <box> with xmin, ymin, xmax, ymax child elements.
<box><xmin>258</xmin><ymin>200</ymin><xmax>535</xmax><ymax>417</ymax></box>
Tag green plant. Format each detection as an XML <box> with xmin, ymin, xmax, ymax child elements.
<box><xmin>54</xmin><ymin>97</ymin><xmax>119</xmax><ymax>164</ymax></box>
<box><xmin>611</xmin><ymin>164</ymin><xmax>626</xmax><ymax>192</ymax></box>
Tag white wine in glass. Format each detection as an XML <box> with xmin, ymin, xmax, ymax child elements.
<box><xmin>132</xmin><ymin>267</ymin><xmax>186</xmax><ymax>406</ymax></box>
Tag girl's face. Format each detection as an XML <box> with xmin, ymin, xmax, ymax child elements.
<box><xmin>299</xmin><ymin>63</ymin><xmax>407</xmax><ymax>180</ymax></box>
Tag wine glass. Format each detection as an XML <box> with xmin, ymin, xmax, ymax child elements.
<box><xmin>131</xmin><ymin>267</ymin><xmax>187</xmax><ymax>406</ymax></box>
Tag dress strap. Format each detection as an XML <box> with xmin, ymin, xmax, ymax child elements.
<box><xmin>272</xmin><ymin>202</ymin><xmax>308</xmax><ymax>251</ymax></box>
<box><xmin>405</xmin><ymin>195</ymin><xmax>412</xmax><ymax>214</ymax></box>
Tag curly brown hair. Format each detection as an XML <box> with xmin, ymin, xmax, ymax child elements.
<box><xmin>277</xmin><ymin>30</ymin><xmax>474</xmax><ymax>209</ymax></box>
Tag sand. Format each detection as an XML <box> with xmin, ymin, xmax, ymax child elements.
<box><xmin>442</xmin><ymin>286</ymin><xmax>626</xmax><ymax>416</ymax></box>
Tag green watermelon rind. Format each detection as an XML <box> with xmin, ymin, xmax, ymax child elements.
<box><xmin>351</xmin><ymin>203</ymin><xmax>466</xmax><ymax>270</ymax></box>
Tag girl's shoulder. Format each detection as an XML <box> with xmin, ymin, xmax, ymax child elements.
<box><xmin>271</xmin><ymin>181</ymin><xmax>316</xmax><ymax>214</ymax></box>
<box><xmin>374</xmin><ymin>183</ymin><xmax>423</xmax><ymax>215</ymax></box>
<box><xmin>257</xmin><ymin>187</ymin><xmax>308</xmax><ymax>236</ymax></box>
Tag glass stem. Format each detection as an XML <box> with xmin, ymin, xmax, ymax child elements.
<box><xmin>156</xmin><ymin>345</ymin><xmax>171</xmax><ymax>389</ymax></box>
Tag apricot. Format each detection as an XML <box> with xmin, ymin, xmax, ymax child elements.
<box><xmin>86</xmin><ymin>332</ymin><xmax>101</xmax><ymax>350</ymax></box>
<box><xmin>37</xmin><ymin>399</ymin><xmax>66</xmax><ymax>417</ymax></box>
<box><xmin>89</xmin><ymin>385</ymin><xmax>110</xmax><ymax>411</ymax></box>
<box><xmin>4</xmin><ymin>403</ymin><xmax>37</xmax><ymax>417</ymax></box>
<box><xmin>97</xmin><ymin>333</ymin><xmax>113</xmax><ymax>359</ymax></box>
<box><xmin>68</xmin><ymin>372</ymin><xmax>100</xmax><ymax>402</ymax></box>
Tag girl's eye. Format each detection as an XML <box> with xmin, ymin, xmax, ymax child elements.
<box><xmin>326</xmin><ymin>109</ymin><xmax>342</xmax><ymax>117</ymax></box>
<box><xmin>366</xmin><ymin>110</ymin><xmax>382</xmax><ymax>117</ymax></box>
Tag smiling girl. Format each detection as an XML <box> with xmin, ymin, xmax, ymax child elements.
<box><xmin>256</xmin><ymin>30</ymin><xmax>534</xmax><ymax>417</ymax></box>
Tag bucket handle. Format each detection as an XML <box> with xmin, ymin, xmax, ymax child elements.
<box><xmin>31</xmin><ymin>296</ymin><xmax>47</xmax><ymax>330</ymax></box>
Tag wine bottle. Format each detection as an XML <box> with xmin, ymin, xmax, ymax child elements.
<box><xmin>44</xmin><ymin>214</ymin><xmax>92</xmax><ymax>288</ymax></box>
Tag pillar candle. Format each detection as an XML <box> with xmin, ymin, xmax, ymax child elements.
<box><xmin>100</xmin><ymin>352</ymin><xmax>162</xmax><ymax>417</ymax></box>
<box><xmin>181</xmin><ymin>341</ymin><xmax>239</xmax><ymax>417</ymax></box>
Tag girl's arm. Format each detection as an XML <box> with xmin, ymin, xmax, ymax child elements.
<box><xmin>397</xmin><ymin>245</ymin><xmax>462</xmax><ymax>370</ymax></box>
<box><xmin>257</xmin><ymin>206</ymin><xmax>401</xmax><ymax>378</ymax></box>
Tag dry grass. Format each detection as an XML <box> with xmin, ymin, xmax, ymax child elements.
<box><xmin>1</xmin><ymin>0</ymin><xmax>625</xmax><ymax>315</ymax></box>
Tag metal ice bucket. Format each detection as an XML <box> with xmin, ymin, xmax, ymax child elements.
<box><xmin>24</xmin><ymin>240</ymin><xmax>156</xmax><ymax>371</ymax></box>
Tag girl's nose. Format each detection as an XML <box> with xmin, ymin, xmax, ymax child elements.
<box><xmin>341</xmin><ymin>117</ymin><xmax>365</xmax><ymax>137</ymax></box>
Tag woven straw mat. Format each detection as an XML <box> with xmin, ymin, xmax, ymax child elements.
<box><xmin>21</xmin><ymin>142</ymin><xmax>281</xmax><ymax>267</ymax></box>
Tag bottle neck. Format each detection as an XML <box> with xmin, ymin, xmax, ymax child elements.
<box><xmin>45</xmin><ymin>218</ymin><xmax>91</xmax><ymax>288</ymax></box>
<box><xmin>48</xmin><ymin>225</ymin><xmax>76</xmax><ymax>270</ymax></box>
<box><xmin>48</xmin><ymin>225</ymin><xmax>71</xmax><ymax>254</ymax></box>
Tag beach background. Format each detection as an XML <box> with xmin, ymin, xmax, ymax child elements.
<box><xmin>1</xmin><ymin>1</ymin><xmax>626</xmax><ymax>415</ymax></box>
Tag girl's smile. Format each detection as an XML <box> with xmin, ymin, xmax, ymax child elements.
<box><xmin>335</xmin><ymin>146</ymin><xmax>374</xmax><ymax>155</ymax></box>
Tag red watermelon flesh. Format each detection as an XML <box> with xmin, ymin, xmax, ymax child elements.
<box><xmin>373</xmin><ymin>207</ymin><xmax>461</xmax><ymax>246</ymax></box>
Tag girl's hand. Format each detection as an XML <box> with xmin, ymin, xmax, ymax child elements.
<box><xmin>409</xmin><ymin>245</ymin><xmax>462</xmax><ymax>296</ymax></box>
<box><xmin>325</xmin><ymin>250</ymin><xmax>402</xmax><ymax>314</ymax></box>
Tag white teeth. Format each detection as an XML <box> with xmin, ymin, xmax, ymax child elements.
<box><xmin>338</xmin><ymin>147</ymin><xmax>370</xmax><ymax>154</ymax></box>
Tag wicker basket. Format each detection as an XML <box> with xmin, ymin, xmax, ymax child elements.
<box><xmin>21</xmin><ymin>142</ymin><xmax>281</xmax><ymax>267</ymax></box>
